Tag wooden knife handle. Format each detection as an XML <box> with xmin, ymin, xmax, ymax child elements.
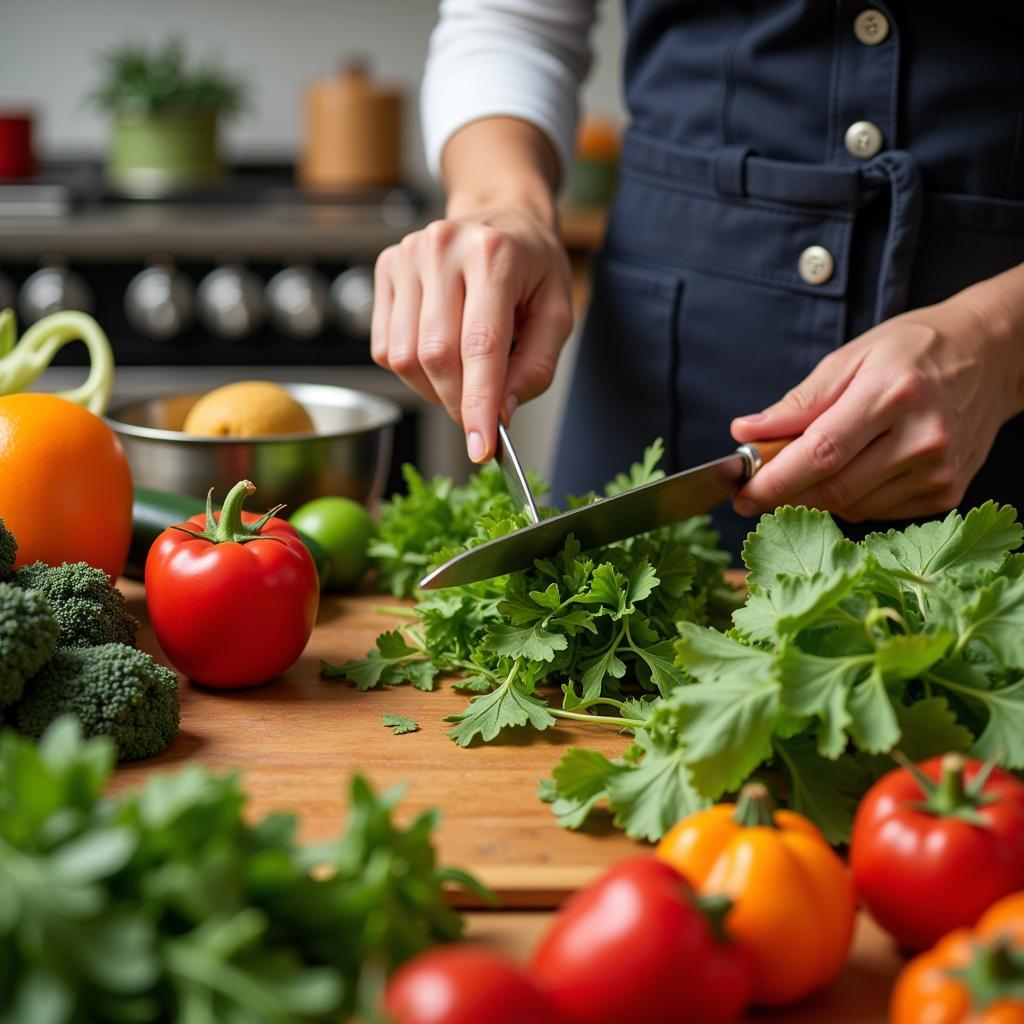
<box><xmin>740</xmin><ymin>436</ymin><xmax>797</xmax><ymax>475</ymax></box>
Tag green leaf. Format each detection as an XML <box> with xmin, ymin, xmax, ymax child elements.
<box><xmin>670</xmin><ymin>626</ymin><xmax>780</xmax><ymax>796</ymax></box>
<box><xmin>484</xmin><ymin>623</ymin><xmax>568</xmax><ymax>663</ymax></box>
<box><xmin>930</xmin><ymin>661</ymin><xmax>1024</xmax><ymax>767</ymax></box>
<box><xmin>874</xmin><ymin>632</ymin><xmax>955</xmax><ymax>680</ymax></box>
<box><xmin>958</xmin><ymin>575</ymin><xmax>1024</xmax><ymax>666</ymax></box>
<box><xmin>631</xmin><ymin>639</ymin><xmax>688</xmax><ymax>697</ymax></box>
<box><xmin>777</xmin><ymin>647</ymin><xmax>866</xmax><ymax>759</ymax></box>
<box><xmin>628</xmin><ymin>560</ymin><xmax>659</xmax><ymax>604</ymax></box>
<box><xmin>446</xmin><ymin>677</ymin><xmax>556</xmax><ymax>746</ymax></box>
<box><xmin>580</xmin><ymin>645</ymin><xmax>627</xmax><ymax>701</ymax></box>
<box><xmin>865</xmin><ymin>501</ymin><xmax>1022</xmax><ymax>583</ymax></box>
<box><xmin>604</xmin><ymin>437</ymin><xmax>666</xmax><ymax>495</ymax></box>
<box><xmin>894</xmin><ymin>697</ymin><xmax>973</xmax><ymax>762</ymax></box>
<box><xmin>578</xmin><ymin>563</ymin><xmax>627</xmax><ymax>617</ymax></box>
<box><xmin>541</xmin><ymin>747</ymin><xmax>626</xmax><ymax>829</ymax></box>
<box><xmin>605</xmin><ymin>742</ymin><xmax>708</xmax><ymax>842</ymax></box>
<box><xmin>382</xmin><ymin>713</ymin><xmax>419</xmax><ymax>735</ymax></box>
<box><xmin>774</xmin><ymin>738</ymin><xmax>868</xmax><ymax>844</ymax></box>
<box><xmin>321</xmin><ymin>630</ymin><xmax>428</xmax><ymax>691</ymax></box>
<box><xmin>846</xmin><ymin>670</ymin><xmax>901</xmax><ymax>754</ymax></box>
<box><xmin>742</xmin><ymin>506</ymin><xmax>862</xmax><ymax>586</ymax></box>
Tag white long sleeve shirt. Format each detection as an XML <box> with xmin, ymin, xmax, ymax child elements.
<box><xmin>420</xmin><ymin>0</ymin><xmax>600</xmax><ymax>181</ymax></box>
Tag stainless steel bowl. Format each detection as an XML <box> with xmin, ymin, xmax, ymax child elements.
<box><xmin>105</xmin><ymin>382</ymin><xmax>401</xmax><ymax>509</ymax></box>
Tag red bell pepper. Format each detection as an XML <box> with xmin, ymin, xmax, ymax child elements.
<box><xmin>529</xmin><ymin>857</ymin><xmax>753</xmax><ymax>1024</ymax></box>
<box><xmin>145</xmin><ymin>479</ymin><xmax>319</xmax><ymax>687</ymax></box>
<box><xmin>851</xmin><ymin>752</ymin><xmax>1024</xmax><ymax>951</ymax></box>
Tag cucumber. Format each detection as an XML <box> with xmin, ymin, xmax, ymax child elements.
<box><xmin>127</xmin><ymin>486</ymin><xmax>331</xmax><ymax>588</ymax></box>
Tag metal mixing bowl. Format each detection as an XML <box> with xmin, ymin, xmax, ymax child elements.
<box><xmin>105</xmin><ymin>382</ymin><xmax>401</xmax><ymax>509</ymax></box>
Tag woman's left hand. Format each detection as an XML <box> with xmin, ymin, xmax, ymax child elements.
<box><xmin>730</xmin><ymin>278</ymin><xmax>1024</xmax><ymax>522</ymax></box>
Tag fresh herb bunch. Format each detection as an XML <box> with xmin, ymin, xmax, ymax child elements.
<box><xmin>91</xmin><ymin>37</ymin><xmax>247</xmax><ymax>117</ymax></box>
<box><xmin>326</xmin><ymin>441</ymin><xmax>738</xmax><ymax>747</ymax></box>
<box><xmin>544</xmin><ymin>502</ymin><xmax>1024</xmax><ymax>844</ymax></box>
<box><xmin>0</xmin><ymin>719</ymin><xmax>484</xmax><ymax>1023</ymax></box>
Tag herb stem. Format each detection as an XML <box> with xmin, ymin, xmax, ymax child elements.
<box><xmin>372</xmin><ymin>604</ymin><xmax>417</xmax><ymax>619</ymax></box>
<box><xmin>550</xmin><ymin>708</ymin><xmax>646</xmax><ymax>729</ymax></box>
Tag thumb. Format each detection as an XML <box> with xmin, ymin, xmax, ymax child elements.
<box><xmin>731</xmin><ymin>346</ymin><xmax>861</xmax><ymax>443</ymax></box>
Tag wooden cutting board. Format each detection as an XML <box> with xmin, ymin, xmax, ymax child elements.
<box><xmin>111</xmin><ymin>580</ymin><xmax>647</xmax><ymax>906</ymax></box>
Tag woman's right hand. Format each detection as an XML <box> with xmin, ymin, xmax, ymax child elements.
<box><xmin>372</xmin><ymin>204</ymin><xmax>574</xmax><ymax>464</ymax></box>
<box><xmin>373</xmin><ymin>117</ymin><xmax>575</xmax><ymax>464</ymax></box>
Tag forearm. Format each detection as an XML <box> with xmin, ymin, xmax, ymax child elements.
<box><xmin>442</xmin><ymin>117</ymin><xmax>560</xmax><ymax>228</ymax></box>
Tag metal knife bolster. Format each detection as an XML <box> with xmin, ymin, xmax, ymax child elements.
<box><xmin>736</xmin><ymin>442</ymin><xmax>763</xmax><ymax>479</ymax></box>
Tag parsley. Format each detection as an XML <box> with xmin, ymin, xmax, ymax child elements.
<box><xmin>383</xmin><ymin>712</ymin><xmax>419</xmax><ymax>735</ymax></box>
<box><xmin>332</xmin><ymin>438</ymin><xmax>1024</xmax><ymax>848</ymax></box>
<box><xmin>324</xmin><ymin>442</ymin><xmax>738</xmax><ymax>751</ymax></box>
<box><xmin>0</xmin><ymin>718</ymin><xmax>484</xmax><ymax>1022</ymax></box>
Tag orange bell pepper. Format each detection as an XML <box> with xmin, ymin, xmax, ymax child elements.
<box><xmin>890</xmin><ymin>891</ymin><xmax>1024</xmax><ymax>1024</ymax></box>
<box><xmin>655</xmin><ymin>782</ymin><xmax>856</xmax><ymax>1006</ymax></box>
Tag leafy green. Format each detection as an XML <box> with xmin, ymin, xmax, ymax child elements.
<box><xmin>343</xmin><ymin>442</ymin><xmax>1024</xmax><ymax>846</ymax></box>
<box><xmin>382</xmin><ymin>713</ymin><xmax>419</xmax><ymax>735</ymax></box>
<box><xmin>0</xmin><ymin>718</ymin><xmax>480</xmax><ymax>1023</ymax></box>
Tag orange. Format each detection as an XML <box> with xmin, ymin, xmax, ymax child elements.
<box><xmin>0</xmin><ymin>393</ymin><xmax>133</xmax><ymax>579</ymax></box>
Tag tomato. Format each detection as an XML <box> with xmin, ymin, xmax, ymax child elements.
<box><xmin>890</xmin><ymin>890</ymin><xmax>1024</xmax><ymax>1024</ymax></box>
<box><xmin>851</xmin><ymin>753</ymin><xmax>1024</xmax><ymax>951</ymax></box>
<box><xmin>145</xmin><ymin>479</ymin><xmax>319</xmax><ymax>687</ymax></box>
<box><xmin>385</xmin><ymin>945</ymin><xmax>563</xmax><ymax>1024</ymax></box>
<box><xmin>656</xmin><ymin>782</ymin><xmax>855</xmax><ymax>1007</ymax></box>
<box><xmin>529</xmin><ymin>857</ymin><xmax>753</xmax><ymax>1024</ymax></box>
<box><xmin>288</xmin><ymin>496</ymin><xmax>375</xmax><ymax>589</ymax></box>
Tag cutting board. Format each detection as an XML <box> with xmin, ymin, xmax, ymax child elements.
<box><xmin>111</xmin><ymin>580</ymin><xmax>648</xmax><ymax>906</ymax></box>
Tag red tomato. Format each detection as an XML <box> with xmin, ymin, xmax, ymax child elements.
<box><xmin>851</xmin><ymin>753</ymin><xmax>1024</xmax><ymax>951</ymax></box>
<box><xmin>385</xmin><ymin>946</ymin><xmax>564</xmax><ymax>1024</ymax></box>
<box><xmin>145</xmin><ymin>480</ymin><xmax>319</xmax><ymax>687</ymax></box>
<box><xmin>529</xmin><ymin>857</ymin><xmax>753</xmax><ymax>1024</ymax></box>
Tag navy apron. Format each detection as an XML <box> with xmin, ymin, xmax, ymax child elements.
<box><xmin>552</xmin><ymin>0</ymin><xmax>1024</xmax><ymax>555</ymax></box>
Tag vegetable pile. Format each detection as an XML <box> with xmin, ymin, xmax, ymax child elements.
<box><xmin>0</xmin><ymin>517</ymin><xmax>178</xmax><ymax>760</ymax></box>
<box><xmin>0</xmin><ymin>719</ymin><xmax>482</xmax><ymax>1024</ymax></box>
<box><xmin>333</xmin><ymin>444</ymin><xmax>1024</xmax><ymax>845</ymax></box>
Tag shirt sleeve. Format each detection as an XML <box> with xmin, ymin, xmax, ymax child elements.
<box><xmin>421</xmin><ymin>0</ymin><xmax>598</xmax><ymax>182</ymax></box>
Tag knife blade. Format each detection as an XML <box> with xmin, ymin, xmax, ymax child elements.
<box><xmin>419</xmin><ymin>439</ymin><xmax>789</xmax><ymax>589</ymax></box>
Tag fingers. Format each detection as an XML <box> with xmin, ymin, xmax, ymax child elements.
<box><xmin>417</xmin><ymin>254</ymin><xmax>466</xmax><ymax>424</ymax></box>
<box><xmin>735</xmin><ymin>368</ymin><xmax>894</xmax><ymax>514</ymax></box>
<box><xmin>378</xmin><ymin>254</ymin><xmax>440</xmax><ymax>405</ymax></box>
<box><xmin>502</xmin><ymin>278</ymin><xmax>574</xmax><ymax>413</ymax></box>
<box><xmin>731</xmin><ymin>344</ymin><xmax>866</xmax><ymax>443</ymax></box>
<box><xmin>460</xmin><ymin>251</ymin><xmax>517</xmax><ymax>462</ymax></box>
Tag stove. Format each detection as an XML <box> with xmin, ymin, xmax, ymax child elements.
<box><xmin>0</xmin><ymin>162</ymin><xmax>467</xmax><ymax>483</ymax></box>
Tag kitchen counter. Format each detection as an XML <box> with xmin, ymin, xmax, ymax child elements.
<box><xmin>112</xmin><ymin>580</ymin><xmax>904</xmax><ymax>1022</ymax></box>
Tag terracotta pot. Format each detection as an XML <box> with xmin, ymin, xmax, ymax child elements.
<box><xmin>300</xmin><ymin>63</ymin><xmax>402</xmax><ymax>190</ymax></box>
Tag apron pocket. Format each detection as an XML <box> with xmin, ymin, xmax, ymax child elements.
<box><xmin>551</xmin><ymin>256</ymin><xmax>682</xmax><ymax>501</ymax></box>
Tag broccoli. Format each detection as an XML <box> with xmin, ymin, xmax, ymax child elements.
<box><xmin>13</xmin><ymin>644</ymin><xmax>179</xmax><ymax>761</ymax></box>
<box><xmin>0</xmin><ymin>582</ymin><xmax>58</xmax><ymax>707</ymax></box>
<box><xmin>10</xmin><ymin>561</ymin><xmax>138</xmax><ymax>649</ymax></box>
<box><xmin>0</xmin><ymin>518</ymin><xmax>15</xmax><ymax>581</ymax></box>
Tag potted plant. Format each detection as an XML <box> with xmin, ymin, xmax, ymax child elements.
<box><xmin>91</xmin><ymin>38</ymin><xmax>247</xmax><ymax>196</ymax></box>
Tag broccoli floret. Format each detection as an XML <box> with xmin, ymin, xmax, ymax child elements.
<box><xmin>10</xmin><ymin>561</ymin><xmax>138</xmax><ymax>649</ymax></box>
<box><xmin>0</xmin><ymin>518</ymin><xmax>15</xmax><ymax>581</ymax></box>
<box><xmin>13</xmin><ymin>644</ymin><xmax>179</xmax><ymax>761</ymax></box>
<box><xmin>0</xmin><ymin>582</ymin><xmax>58</xmax><ymax>707</ymax></box>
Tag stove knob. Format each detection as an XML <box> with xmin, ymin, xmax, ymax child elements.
<box><xmin>265</xmin><ymin>266</ymin><xmax>328</xmax><ymax>340</ymax></box>
<box><xmin>330</xmin><ymin>265</ymin><xmax>374</xmax><ymax>338</ymax></box>
<box><xmin>19</xmin><ymin>266</ymin><xmax>94</xmax><ymax>324</ymax></box>
<box><xmin>197</xmin><ymin>266</ymin><xmax>264</xmax><ymax>340</ymax></box>
<box><xmin>125</xmin><ymin>266</ymin><xmax>195</xmax><ymax>340</ymax></box>
<box><xmin>0</xmin><ymin>271</ymin><xmax>15</xmax><ymax>312</ymax></box>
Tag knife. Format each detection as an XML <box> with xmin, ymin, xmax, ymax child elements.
<box><xmin>418</xmin><ymin>435</ymin><xmax>793</xmax><ymax>589</ymax></box>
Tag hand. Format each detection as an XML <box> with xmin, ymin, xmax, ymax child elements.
<box><xmin>730</xmin><ymin>289</ymin><xmax>1024</xmax><ymax>522</ymax></box>
<box><xmin>372</xmin><ymin>207</ymin><xmax>573</xmax><ymax>463</ymax></box>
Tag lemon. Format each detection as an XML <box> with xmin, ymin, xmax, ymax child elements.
<box><xmin>182</xmin><ymin>381</ymin><xmax>315</xmax><ymax>437</ymax></box>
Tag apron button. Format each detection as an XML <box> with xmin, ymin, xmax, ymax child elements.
<box><xmin>798</xmin><ymin>245</ymin><xmax>835</xmax><ymax>285</ymax></box>
<box><xmin>854</xmin><ymin>9</ymin><xmax>890</xmax><ymax>45</ymax></box>
<box><xmin>845</xmin><ymin>120</ymin><xmax>885</xmax><ymax>159</ymax></box>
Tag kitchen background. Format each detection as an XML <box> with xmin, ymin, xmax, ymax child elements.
<box><xmin>0</xmin><ymin>0</ymin><xmax>626</xmax><ymax>482</ymax></box>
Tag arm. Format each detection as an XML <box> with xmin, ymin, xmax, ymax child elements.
<box><xmin>374</xmin><ymin>0</ymin><xmax>597</xmax><ymax>463</ymax></box>
<box><xmin>731</xmin><ymin>263</ymin><xmax>1024</xmax><ymax>521</ymax></box>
